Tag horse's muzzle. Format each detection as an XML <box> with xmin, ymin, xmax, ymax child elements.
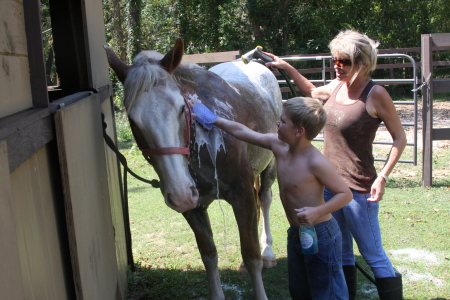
<box><xmin>165</xmin><ymin>185</ymin><xmax>199</xmax><ymax>213</ymax></box>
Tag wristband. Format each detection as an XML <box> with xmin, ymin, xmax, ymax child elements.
<box><xmin>378</xmin><ymin>174</ymin><xmax>389</xmax><ymax>182</ymax></box>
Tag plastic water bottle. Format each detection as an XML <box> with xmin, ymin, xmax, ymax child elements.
<box><xmin>299</xmin><ymin>224</ymin><xmax>318</xmax><ymax>254</ymax></box>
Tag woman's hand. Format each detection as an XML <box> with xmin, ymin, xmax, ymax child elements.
<box><xmin>367</xmin><ymin>176</ymin><xmax>386</xmax><ymax>202</ymax></box>
<box><xmin>263</xmin><ymin>52</ymin><xmax>290</xmax><ymax>71</ymax></box>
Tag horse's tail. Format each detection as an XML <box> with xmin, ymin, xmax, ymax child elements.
<box><xmin>254</xmin><ymin>176</ymin><xmax>261</xmax><ymax>225</ymax></box>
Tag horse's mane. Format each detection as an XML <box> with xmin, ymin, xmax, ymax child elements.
<box><xmin>124</xmin><ymin>51</ymin><xmax>203</xmax><ymax>113</ymax></box>
<box><xmin>123</xmin><ymin>51</ymin><xmax>169</xmax><ymax>112</ymax></box>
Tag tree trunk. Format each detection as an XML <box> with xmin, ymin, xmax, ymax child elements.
<box><xmin>113</xmin><ymin>0</ymin><xmax>127</xmax><ymax>62</ymax></box>
<box><xmin>129</xmin><ymin>0</ymin><xmax>142</xmax><ymax>59</ymax></box>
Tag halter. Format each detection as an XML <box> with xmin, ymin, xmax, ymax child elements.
<box><xmin>130</xmin><ymin>98</ymin><xmax>192</xmax><ymax>159</ymax></box>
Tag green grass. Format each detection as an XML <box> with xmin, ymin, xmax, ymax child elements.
<box><xmin>117</xmin><ymin>112</ymin><xmax>450</xmax><ymax>300</ymax></box>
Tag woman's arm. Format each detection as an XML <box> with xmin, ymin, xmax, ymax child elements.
<box><xmin>368</xmin><ymin>86</ymin><xmax>407</xmax><ymax>202</ymax></box>
<box><xmin>263</xmin><ymin>52</ymin><xmax>315</xmax><ymax>97</ymax></box>
<box><xmin>263</xmin><ymin>52</ymin><xmax>334</xmax><ymax>102</ymax></box>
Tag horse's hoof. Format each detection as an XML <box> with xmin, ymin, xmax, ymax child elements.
<box><xmin>262</xmin><ymin>257</ymin><xmax>277</xmax><ymax>268</ymax></box>
<box><xmin>238</xmin><ymin>261</ymin><xmax>248</xmax><ymax>273</ymax></box>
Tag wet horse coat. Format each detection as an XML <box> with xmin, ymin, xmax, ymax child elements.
<box><xmin>105</xmin><ymin>38</ymin><xmax>282</xmax><ymax>300</ymax></box>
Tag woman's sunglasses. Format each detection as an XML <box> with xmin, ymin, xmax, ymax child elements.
<box><xmin>332</xmin><ymin>58</ymin><xmax>352</xmax><ymax>67</ymax></box>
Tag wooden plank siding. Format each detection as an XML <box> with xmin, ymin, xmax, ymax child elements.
<box><xmin>10</xmin><ymin>145</ymin><xmax>74</xmax><ymax>299</ymax></box>
<box><xmin>101</xmin><ymin>99</ymin><xmax>128</xmax><ymax>297</ymax></box>
<box><xmin>0</xmin><ymin>141</ymin><xmax>26</xmax><ymax>300</ymax></box>
<box><xmin>55</xmin><ymin>94</ymin><xmax>119</xmax><ymax>300</ymax></box>
<box><xmin>0</xmin><ymin>0</ymin><xmax>33</xmax><ymax>118</ymax></box>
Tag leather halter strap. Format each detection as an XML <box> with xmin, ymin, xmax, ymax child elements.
<box><xmin>131</xmin><ymin>98</ymin><xmax>192</xmax><ymax>158</ymax></box>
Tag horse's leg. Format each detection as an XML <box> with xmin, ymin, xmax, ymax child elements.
<box><xmin>259</xmin><ymin>157</ymin><xmax>277</xmax><ymax>268</ymax></box>
<box><xmin>183</xmin><ymin>207</ymin><xmax>224</xmax><ymax>300</ymax></box>
<box><xmin>231</xmin><ymin>182</ymin><xmax>268</xmax><ymax>300</ymax></box>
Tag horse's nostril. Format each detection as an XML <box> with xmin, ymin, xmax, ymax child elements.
<box><xmin>166</xmin><ymin>193</ymin><xmax>175</xmax><ymax>208</ymax></box>
<box><xmin>190</xmin><ymin>186</ymin><xmax>199</xmax><ymax>200</ymax></box>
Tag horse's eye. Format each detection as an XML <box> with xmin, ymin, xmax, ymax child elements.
<box><xmin>180</xmin><ymin>104</ymin><xmax>186</xmax><ymax>116</ymax></box>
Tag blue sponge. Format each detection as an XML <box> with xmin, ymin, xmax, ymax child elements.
<box><xmin>192</xmin><ymin>103</ymin><xmax>218</xmax><ymax>130</ymax></box>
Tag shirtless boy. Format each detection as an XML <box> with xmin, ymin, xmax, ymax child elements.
<box><xmin>193</xmin><ymin>97</ymin><xmax>352</xmax><ymax>300</ymax></box>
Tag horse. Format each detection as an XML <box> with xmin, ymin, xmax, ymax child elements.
<box><xmin>104</xmin><ymin>38</ymin><xmax>282</xmax><ymax>300</ymax></box>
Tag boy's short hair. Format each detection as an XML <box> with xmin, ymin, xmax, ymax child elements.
<box><xmin>283</xmin><ymin>97</ymin><xmax>326</xmax><ymax>140</ymax></box>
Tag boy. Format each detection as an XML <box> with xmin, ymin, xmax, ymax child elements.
<box><xmin>193</xmin><ymin>97</ymin><xmax>352</xmax><ymax>300</ymax></box>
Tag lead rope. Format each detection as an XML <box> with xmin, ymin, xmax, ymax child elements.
<box><xmin>101</xmin><ymin>113</ymin><xmax>162</xmax><ymax>272</ymax></box>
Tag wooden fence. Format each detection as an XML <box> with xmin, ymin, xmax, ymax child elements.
<box><xmin>421</xmin><ymin>33</ymin><xmax>450</xmax><ymax>187</ymax></box>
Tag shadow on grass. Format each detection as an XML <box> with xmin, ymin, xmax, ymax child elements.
<box><xmin>127</xmin><ymin>255</ymin><xmax>450</xmax><ymax>299</ymax></box>
<box><xmin>127</xmin><ymin>185</ymin><xmax>152</xmax><ymax>193</ymax></box>
<box><xmin>387</xmin><ymin>178</ymin><xmax>422</xmax><ymax>188</ymax></box>
<box><xmin>387</xmin><ymin>178</ymin><xmax>450</xmax><ymax>189</ymax></box>
<box><xmin>127</xmin><ymin>258</ymin><xmax>290</xmax><ymax>300</ymax></box>
<box><xmin>354</xmin><ymin>256</ymin><xmax>449</xmax><ymax>300</ymax></box>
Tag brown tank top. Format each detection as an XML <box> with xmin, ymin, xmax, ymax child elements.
<box><xmin>323</xmin><ymin>80</ymin><xmax>381</xmax><ymax>192</ymax></box>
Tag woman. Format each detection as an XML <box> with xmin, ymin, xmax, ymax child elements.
<box><xmin>265</xmin><ymin>30</ymin><xmax>407</xmax><ymax>300</ymax></box>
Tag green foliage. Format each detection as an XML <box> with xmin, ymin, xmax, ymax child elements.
<box><xmin>115</xmin><ymin>111</ymin><xmax>134</xmax><ymax>143</ymax></box>
<box><xmin>100</xmin><ymin>0</ymin><xmax>450</xmax><ymax>58</ymax></box>
<box><xmin>39</xmin><ymin>0</ymin><xmax>450</xmax><ymax>90</ymax></box>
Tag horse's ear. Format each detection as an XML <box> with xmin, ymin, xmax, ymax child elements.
<box><xmin>160</xmin><ymin>38</ymin><xmax>184</xmax><ymax>74</ymax></box>
<box><xmin>103</xmin><ymin>45</ymin><xmax>129</xmax><ymax>83</ymax></box>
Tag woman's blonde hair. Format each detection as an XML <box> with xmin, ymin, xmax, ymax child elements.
<box><xmin>283</xmin><ymin>97</ymin><xmax>326</xmax><ymax>140</ymax></box>
<box><xmin>329</xmin><ymin>30</ymin><xmax>379</xmax><ymax>86</ymax></box>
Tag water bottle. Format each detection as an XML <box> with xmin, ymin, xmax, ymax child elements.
<box><xmin>299</xmin><ymin>224</ymin><xmax>318</xmax><ymax>254</ymax></box>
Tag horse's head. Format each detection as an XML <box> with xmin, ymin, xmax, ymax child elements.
<box><xmin>104</xmin><ymin>39</ymin><xmax>199</xmax><ymax>213</ymax></box>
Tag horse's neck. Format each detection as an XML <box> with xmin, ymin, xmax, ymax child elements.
<box><xmin>174</xmin><ymin>67</ymin><xmax>203</xmax><ymax>97</ymax></box>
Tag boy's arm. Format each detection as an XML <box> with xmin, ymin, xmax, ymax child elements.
<box><xmin>192</xmin><ymin>102</ymin><xmax>277</xmax><ymax>149</ymax></box>
<box><xmin>214</xmin><ymin>118</ymin><xmax>276</xmax><ymax>150</ymax></box>
<box><xmin>297</xmin><ymin>155</ymin><xmax>352</xmax><ymax>225</ymax></box>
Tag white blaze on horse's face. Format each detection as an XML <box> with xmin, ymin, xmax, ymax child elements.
<box><xmin>125</xmin><ymin>52</ymin><xmax>199</xmax><ymax>213</ymax></box>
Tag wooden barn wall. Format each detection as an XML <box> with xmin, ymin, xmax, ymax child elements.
<box><xmin>10</xmin><ymin>144</ymin><xmax>73</xmax><ymax>299</ymax></box>
<box><xmin>102</xmin><ymin>99</ymin><xmax>129</xmax><ymax>297</ymax></box>
<box><xmin>0</xmin><ymin>141</ymin><xmax>25</xmax><ymax>300</ymax></box>
<box><xmin>55</xmin><ymin>95</ymin><xmax>119</xmax><ymax>299</ymax></box>
<box><xmin>0</xmin><ymin>0</ymin><xmax>33</xmax><ymax>119</ymax></box>
<box><xmin>82</xmin><ymin>0</ymin><xmax>110</xmax><ymax>89</ymax></box>
<box><xmin>0</xmin><ymin>0</ymin><xmax>128</xmax><ymax>299</ymax></box>
<box><xmin>83</xmin><ymin>0</ymin><xmax>128</xmax><ymax>296</ymax></box>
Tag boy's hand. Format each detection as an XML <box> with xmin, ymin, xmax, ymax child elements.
<box><xmin>295</xmin><ymin>207</ymin><xmax>320</xmax><ymax>225</ymax></box>
<box><xmin>192</xmin><ymin>102</ymin><xmax>218</xmax><ymax>130</ymax></box>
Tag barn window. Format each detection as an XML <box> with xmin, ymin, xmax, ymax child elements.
<box><xmin>40</xmin><ymin>0</ymin><xmax>90</xmax><ymax>101</ymax></box>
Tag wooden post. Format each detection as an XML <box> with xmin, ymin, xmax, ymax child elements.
<box><xmin>421</xmin><ymin>34</ymin><xmax>433</xmax><ymax>187</ymax></box>
<box><xmin>23</xmin><ymin>0</ymin><xmax>49</xmax><ymax>108</ymax></box>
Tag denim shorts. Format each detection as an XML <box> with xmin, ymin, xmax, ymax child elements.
<box><xmin>287</xmin><ymin>217</ymin><xmax>348</xmax><ymax>300</ymax></box>
<box><xmin>324</xmin><ymin>187</ymin><xmax>397</xmax><ymax>278</ymax></box>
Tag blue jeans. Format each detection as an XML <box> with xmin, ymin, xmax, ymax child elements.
<box><xmin>324</xmin><ymin>187</ymin><xmax>397</xmax><ymax>278</ymax></box>
<box><xmin>287</xmin><ymin>218</ymin><xmax>348</xmax><ymax>300</ymax></box>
